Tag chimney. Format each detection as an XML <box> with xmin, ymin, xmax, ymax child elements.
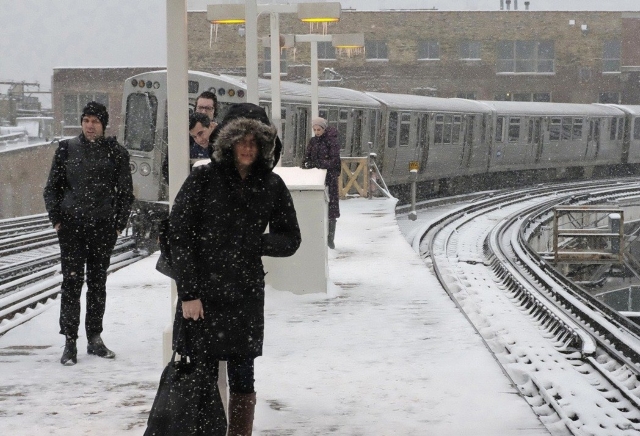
<box><xmin>525</xmin><ymin>1</ymin><xmax>530</xmax><ymax>10</ymax></box>
<box><xmin>514</xmin><ymin>0</ymin><xmax>518</xmax><ymax>10</ymax></box>
<box><xmin>500</xmin><ymin>0</ymin><xmax>504</xmax><ymax>10</ymax></box>
<box><xmin>506</xmin><ymin>0</ymin><xmax>511</xmax><ymax>11</ymax></box>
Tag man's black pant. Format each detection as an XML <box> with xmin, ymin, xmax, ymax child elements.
<box><xmin>57</xmin><ymin>219</ymin><xmax>118</xmax><ymax>340</ymax></box>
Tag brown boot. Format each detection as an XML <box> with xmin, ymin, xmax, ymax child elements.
<box><xmin>227</xmin><ymin>392</ymin><xmax>256</xmax><ymax>436</ymax></box>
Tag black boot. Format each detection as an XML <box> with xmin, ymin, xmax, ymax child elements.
<box><xmin>60</xmin><ymin>336</ymin><xmax>77</xmax><ymax>366</ymax></box>
<box><xmin>328</xmin><ymin>219</ymin><xmax>336</xmax><ymax>249</ymax></box>
<box><xmin>87</xmin><ymin>334</ymin><xmax>115</xmax><ymax>359</ymax></box>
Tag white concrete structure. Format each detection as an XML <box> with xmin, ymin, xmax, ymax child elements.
<box><xmin>264</xmin><ymin>167</ymin><xmax>329</xmax><ymax>294</ymax></box>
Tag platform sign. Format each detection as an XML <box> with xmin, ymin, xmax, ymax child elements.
<box><xmin>409</xmin><ymin>161</ymin><xmax>419</xmax><ymax>171</ymax></box>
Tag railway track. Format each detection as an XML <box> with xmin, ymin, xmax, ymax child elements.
<box><xmin>414</xmin><ymin>180</ymin><xmax>640</xmax><ymax>435</ymax></box>
<box><xmin>0</xmin><ymin>216</ymin><xmax>145</xmax><ymax>335</ymax></box>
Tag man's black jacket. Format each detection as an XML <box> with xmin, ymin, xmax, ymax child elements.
<box><xmin>43</xmin><ymin>134</ymin><xmax>134</xmax><ymax>232</ymax></box>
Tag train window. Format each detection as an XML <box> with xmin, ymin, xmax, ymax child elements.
<box><xmin>572</xmin><ymin>118</ymin><xmax>583</xmax><ymax>140</ymax></box>
<box><xmin>452</xmin><ymin>115</ymin><xmax>462</xmax><ymax>144</ymax></box>
<box><xmin>124</xmin><ymin>93</ymin><xmax>158</xmax><ymax>152</ymax></box>
<box><xmin>561</xmin><ymin>117</ymin><xmax>572</xmax><ymax>141</ymax></box>
<box><xmin>617</xmin><ymin>117</ymin><xmax>624</xmax><ymax>140</ymax></box>
<box><xmin>549</xmin><ymin>118</ymin><xmax>561</xmax><ymax>141</ymax></box>
<box><xmin>399</xmin><ymin>113</ymin><xmax>411</xmax><ymax>146</ymax></box>
<box><xmin>495</xmin><ymin>117</ymin><xmax>505</xmax><ymax>143</ymax></box>
<box><xmin>352</xmin><ymin>110</ymin><xmax>363</xmax><ymax>155</ymax></box>
<box><xmin>368</xmin><ymin>110</ymin><xmax>377</xmax><ymax>149</ymax></box>
<box><xmin>508</xmin><ymin>117</ymin><xmax>521</xmax><ymax>143</ymax></box>
<box><xmin>387</xmin><ymin>112</ymin><xmax>398</xmax><ymax>148</ymax></box>
<box><xmin>328</xmin><ymin>109</ymin><xmax>339</xmax><ymax>125</ymax></box>
<box><xmin>319</xmin><ymin>109</ymin><xmax>328</xmax><ymax>119</ymax></box>
<box><xmin>527</xmin><ymin>119</ymin><xmax>534</xmax><ymax>143</ymax></box>
<box><xmin>418</xmin><ymin>114</ymin><xmax>429</xmax><ymax>149</ymax></box>
<box><xmin>610</xmin><ymin>117</ymin><xmax>617</xmax><ymax>140</ymax></box>
<box><xmin>188</xmin><ymin>80</ymin><xmax>199</xmax><ymax>94</ymax></box>
<box><xmin>434</xmin><ymin>114</ymin><xmax>443</xmax><ymax>144</ymax></box>
<box><xmin>634</xmin><ymin>118</ymin><xmax>640</xmax><ymax>141</ymax></box>
<box><xmin>443</xmin><ymin>114</ymin><xmax>453</xmax><ymax>144</ymax></box>
<box><xmin>281</xmin><ymin>108</ymin><xmax>287</xmax><ymax>148</ymax></box>
<box><xmin>338</xmin><ymin>110</ymin><xmax>348</xmax><ymax>150</ymax></box>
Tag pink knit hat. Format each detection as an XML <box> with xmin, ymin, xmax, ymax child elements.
<box><xmin>312</xmin><ymin>117</ymin><xmax>327</xmax><ymax>129</ymax></box>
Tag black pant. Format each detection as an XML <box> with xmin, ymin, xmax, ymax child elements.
<box><xmin>210</xmin><ymin>357</ymin><xmax>255</xmax><ymax>394</ymax></box>
<box><xmin>57</xmin><ymin>219</ymin><xmax>118</xmax><ymax>340</ymax></box>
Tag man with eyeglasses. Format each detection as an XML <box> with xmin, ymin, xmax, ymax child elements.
<box><xmin>162</xmin><ymin>91</ymin><xmax>219</xmax><ymax>183</ymax></box>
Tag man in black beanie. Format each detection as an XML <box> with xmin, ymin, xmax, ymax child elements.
<box><xmin>44</xmin><ymin>101</ymin><xmax>134</xmax><ymax>365</ymax></box>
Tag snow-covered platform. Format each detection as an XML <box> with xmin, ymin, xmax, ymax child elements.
<box><xmin>0</xmin><ymin>198</ymin><xmax>550</xmax><ymax>435</ymax></box>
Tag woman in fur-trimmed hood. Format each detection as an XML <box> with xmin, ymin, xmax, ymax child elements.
<box><xmin>167</xmin><ymin>104</ymin><xmax>301</xmax><ymax>435</ymax></box>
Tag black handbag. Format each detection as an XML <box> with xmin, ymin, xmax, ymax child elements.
<box><xmin>144</xmin><ymin>322</ymin><xmax>227</xmax><ymax>436</ymax></box>
<box><xmin>155</xmin><ymin>218</ymin><xmax>175</xmax><ymax>279</ymax></box>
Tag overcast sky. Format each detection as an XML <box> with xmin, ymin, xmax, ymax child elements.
<box><xmin>1</xmin><ymin>0</ymin><xmax>638</xmax><ymax>108</ymax></box>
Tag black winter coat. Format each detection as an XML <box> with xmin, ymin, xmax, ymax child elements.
<box><xmin>169</xmin><ymin>118</ymin><xmax>301</xmax><ymax>359</ymax></box>
<box><xmin>43</xmin><ymin>134</ymin><xmax>134</xmax><ymax>232</ymax></box>
<box><xmin>303</xmin><ymin>126</ymin><xmax>341</xmax><ymax>220</ymax></box>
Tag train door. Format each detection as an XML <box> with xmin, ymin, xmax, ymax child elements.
<box><xmin>530</xmin><ymin>117</ymin><xmax>543</xmax><ymax>163</ymax></box>
<box><xmin>417</xmin><ymin>113</ymin><xmax>429</xmax><ymax>174</ymax></box>
<box><xmin>350</xmin><ymin>109</ymin><xmax>364</xmax><ymax>157</ymax></box>
<box><xmin>382</xmin><ymin>111</ymin><xmax>399</xmax><ymax>175</ymax></box>
<box><xmin>587</xmin><ymin>118</ymin><xmax>601</xmax><ymax>160</ymax></box>
<box><xmin>461</xmin><ymin>115</ymin><xmax>474</xmax><ymax>169</ymax></box>
<box><xmin>294</xmin><ymin>106</ymin><xmax>309</xmax><ymax>166</ymax></box>
<box><xmin>392</xmin><ymin>112</ymin><xmax>414</xmax><ymax>178</ymax></box>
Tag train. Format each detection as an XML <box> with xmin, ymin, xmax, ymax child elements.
<box><xmin>119</xmin><ymin>70</ymin><xmax>640</xmax><ymax>246</ymax></box>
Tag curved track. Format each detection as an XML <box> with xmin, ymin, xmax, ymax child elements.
<box><xmin>410</xmin><ymin>180</ymin><xmax>640</xmax><ymax>435</ymax></box>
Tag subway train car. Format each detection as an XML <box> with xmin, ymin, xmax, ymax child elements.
<box><xmin>120</xmin><ymin>70</ymin><xmax>640</xmax><ymax>246</ymax></box>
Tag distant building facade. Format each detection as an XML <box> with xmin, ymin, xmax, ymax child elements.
<box><xmin>191</xmin><ymin>9</ymin><xmax>640</xmax><ymax>104</ymax></box>
<box><xmin>52</xmin><ymin>67</ymin><xmax>163</xmax><ymax>137</ymax></box>
<box><xmin>52</xmin><ymin>10</ymin><xmax>640</xmax><ymax>134</ymax></box>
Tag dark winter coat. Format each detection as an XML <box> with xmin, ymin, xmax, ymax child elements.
<box><xmin>43</xmin><ymin>134</ymin><xmax>134</xmax><ymax>232</ymax></box>
<box><xmin>303</xmin><ymin>126</ymin><xmax>341</xmax><ymax>220</ymax></box>
<box><xmin>169</xmin><ymin>118</ymin><xmax>301</xmax><ymax>359</ymax></box>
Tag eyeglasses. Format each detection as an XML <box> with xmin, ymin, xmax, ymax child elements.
<box><xmin>196</xmin><ymin>106</ymin><xmax>214</xmax><ymax>112</ymax></box>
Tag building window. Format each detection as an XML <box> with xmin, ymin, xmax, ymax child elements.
<box><xmin>263</xmin><ymin>48</ymin><xmax>288</xmax><ymax>76</ymax></box>
<box><xmin>418</xmin><ymin>40</ymin><xmax>439</xmax><ymax>60</ymax></box>
<box><xmin>456</xmin><ymin>92</ymin><xmax>476</xmax><ymax>100</ymax></box>
<box><xmin>365</xmin><ymin>40</ymin><xmax>388</xmax><ymax>60</ymax></box>
<box><xmin>603</xmin><ymin>40</ymin><xmax>621</xmax><ymax>73</ymax></box>
<box><xmin>496</xmin><ymin>40</ymin><xmax>554</xmax><ymax>73</ymax></box>
<box><xmin>318</xmin><ymin>41</ymin><xmax>336</xmax><ymax>60</ymax></box>
<box><xmin>63</xmin><ymin>93</ymin><xmax>109</xmax><ymax>127</ymax></box>
<box><xmin>459</xmin><ymin>41</ymin><xmax>481</xmax><ymax>60</ymax></box>
<box><xmin>493</xmin><ymin>92</ymin><xmax>551</xmax><ymax>102</ymax></box>
<box><xmin>599</xmin><ymin>92</ymin><xmax>620</xmax><ymax>104</ymax></box>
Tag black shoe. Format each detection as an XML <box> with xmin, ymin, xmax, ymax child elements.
<box><xmin>60</xmin><ymin>337</ymin><xmax>77</xmax><ymax>366</ymax></box>
<box><xmin>87</xmin><ymin>335</ymin><xmax>115</xmax><ymax>359</ymax></box>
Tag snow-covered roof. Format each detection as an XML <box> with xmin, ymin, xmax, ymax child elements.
<box><xmin>478</xmin><ymin>100</ymin><xmax>626</xmax><ymax>117</ymax></box>
<box><xmin>366</xmin><ymin>92</ymin><xmax>492</xmax><ymax>113</ymax></box>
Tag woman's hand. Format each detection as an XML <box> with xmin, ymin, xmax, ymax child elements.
<box><xmin>182</xmin><ymin>299</ymin><xmax>204</xmax><ymax>320</ymax></box>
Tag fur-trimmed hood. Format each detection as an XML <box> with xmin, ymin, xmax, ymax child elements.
<box><xmin>212</xmin><ymin>118</ymin><xmax>278</xmax><ymax>170</ymax></box>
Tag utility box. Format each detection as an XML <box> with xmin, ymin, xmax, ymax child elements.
<box><xmin>263</xmin><ymin>167</ymin><xmax>328</xmax><ymax>294</ymax></box>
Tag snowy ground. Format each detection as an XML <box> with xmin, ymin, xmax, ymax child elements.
<box><xmin>0</xmin><ymin>198</ymin><xmax>549</xmax><ymax>435</ymax></box>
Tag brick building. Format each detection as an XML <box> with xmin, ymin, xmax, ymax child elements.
<box><xmin>191</xmin><ymin>9</ymin><xmax>640</xmax><ymax>103</ymax></box>
<box><xmin>52</xmin><ymin>67</ymin><xmax>164</xmax><ymax>137</ymax></box>
<box><xmin>52</xmin><ymin>10</ymin><xmax>640</xmax><ymax>136</ymax></box>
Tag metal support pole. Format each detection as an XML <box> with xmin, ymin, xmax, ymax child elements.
<box><xmin>245</xmin><ymin>0</ymin><xmax>259</xmax><ymax>104</ymax></box>
<box><xmin>310</xmin><ymin>39</ymin><xmax>319</xmax><ymax>120</ymax></box>
<box><xmin>165</xmin><ymin>0</ymin><xmax>189</xmax><ymax>363</ymax></box>
<box><xmin>409</xmin><ymin>169</ymin><xmax>418</xmax><ymax>221</ymax></box>
<box><xmin>270</xmin><ymin>12</ymin><xmax>282</xmax><ymax>141</ymax></box>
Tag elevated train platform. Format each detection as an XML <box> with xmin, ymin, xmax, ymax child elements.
<box><xmin>0</xmin><ymin>198</ymin><xmax>550</xmax><ymax>435</ymax></box>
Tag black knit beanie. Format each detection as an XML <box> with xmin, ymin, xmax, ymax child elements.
<box><xmin>81</xmin><ymin>101</ymin><xmax>109</xmax><ymax>130</ymax></box>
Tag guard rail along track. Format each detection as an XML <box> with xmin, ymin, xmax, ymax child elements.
<box><xmin>418</xmin><ymin>179</ymin><xmax>640</xmax><ymax>435</ymax></box>
<box><xmin>0</xmin><ymin>215</ymin><xmax>144</xmax><ymax>335</ymax></box>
